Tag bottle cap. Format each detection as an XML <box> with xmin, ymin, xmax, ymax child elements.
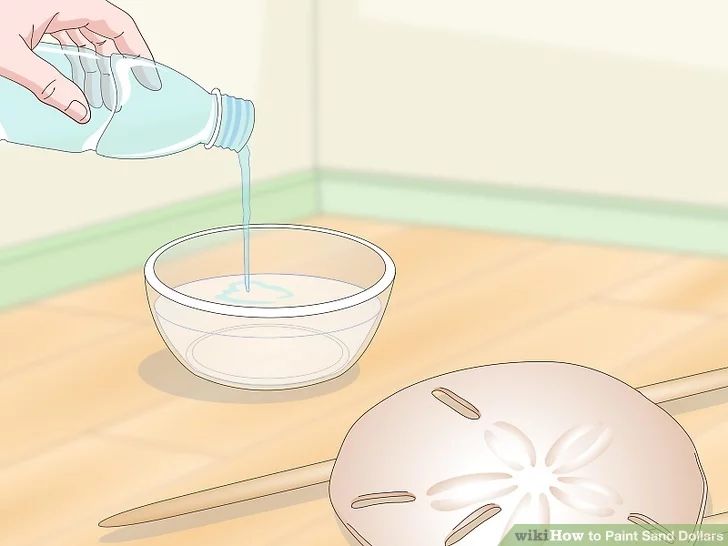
<box><xmin>207</xmin><ymin>89</ymin><xmax>255</xmax><ymax>152</ymax></box>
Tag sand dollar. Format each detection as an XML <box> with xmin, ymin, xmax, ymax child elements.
<box><xmin>329</xmin><ymin>362</ymin><xmax>706</xmax><ymax>545</ymax></box>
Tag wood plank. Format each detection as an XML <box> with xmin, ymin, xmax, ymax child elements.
<box><xmin>361</xmin><ymin>225</ymin><xmax>548</xmax><ymax>306</ymax></box>
<box><xmin>0</xmin><ymin>434</ymin><xmax>212</xmax><ymax>546</ymax></box>
<box><xmin>617</xmin><ymin>317</ymin><xmax>728</xmax><ymax>387</ymax></box>
<box><xmin>0</xmin><ymin>304</ymin><xmax>136</xmax><ymax>376</ymax></box>
<box><xmin>0</xmin><ymin>326</ymin><xmax>193</xmax><ymax>466</ymax></box>
<box><xmin>453</xmin><ymin>299</ymin><xmax>709</xmax><ymax>386</ymax></box>
<box><xmin>606</xmin><ymin>256</ymin><xmax>728</xmax><ymax>315</ymax></box>
<box><xmin>42</xmin><ymin>272</ymin><xmax>151</xmax><ymax>321</ymax></box>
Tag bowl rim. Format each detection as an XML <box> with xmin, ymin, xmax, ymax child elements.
<box><xmin>144</xmin><ymin>224</ymin><xmax>396</xmax><ymax>318</ymax></box>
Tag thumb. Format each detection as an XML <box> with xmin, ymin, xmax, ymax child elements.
<box><xmin>0</xmin><ymin>39</ymin><xmax>90</xmax><ymax>124</ymax></box>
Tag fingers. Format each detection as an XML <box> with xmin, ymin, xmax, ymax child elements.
<box><xmin>70</xmin><ymin>0</ymin><xmax>162</xmax><ymax>90</ymax></box>
<box><xmin>85</xmin><ymin>2</ymin><xmax>154</xmax><ymax>59</ymax></box>
<box><xmin>45</xmin><ymin>1</ymin><xmax>162</xmax><ymax>91</ymax></box>
<box><xmin>50</xmin><ymin>31</ymin><xmax>86</xmax><ymax>93</ymax></box>
<box><xmin>0</xmin><ymin>37</ymin><xmax>90</xmax><ymax>123</ymax></box>
<box><xmin>65</xmin><ymin>28</ymin><xmax>103</xmax><ymax>108</ymax></box>
<box><xmin>128</xmin><ymin>54</ymin><xmax>162</xmax><ymax>92</ymax></box>
<box><xmin>79</xmin><ymin>28</ymin><xmax>119</xmax><ymax>111</ymax></box>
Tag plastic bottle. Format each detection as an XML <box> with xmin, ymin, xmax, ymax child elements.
<box><xmin>0</xmin><ymin>43</ymin><xmax>254</xmax><ymax>158</ymax></box>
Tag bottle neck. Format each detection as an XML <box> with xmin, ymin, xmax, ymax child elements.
<box><xmin>206</xmin><ymin>89</ymin><xmax>255</xmax><ymax>152</ymax></box>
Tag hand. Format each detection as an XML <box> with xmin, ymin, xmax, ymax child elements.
<box><xmin>0</xmin><ymin>0</ymin><xmax>160</xmax><ymax>124</ymax></box>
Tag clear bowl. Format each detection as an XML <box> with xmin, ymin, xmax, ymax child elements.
<box><xmin>144</xmin><ymin>224</ymin><xmax>395</xmax><ymax>390</ymax></box>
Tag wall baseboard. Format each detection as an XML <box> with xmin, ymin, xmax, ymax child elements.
<box><xmin>3</xmin><ymin>168</ymin><xmax>727</xmax><ymax>309</ymax></box>
<box><xmin>0</xmin><ymin>172</ymin><xmax>318</xmax><ymax>309</ymax></box>
<box><xmin>320</xmin><ymin>169</ymin><xmax>728</xmax><ymax>256</ymax></box>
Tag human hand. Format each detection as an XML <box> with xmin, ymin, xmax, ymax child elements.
<box><xmin>0</xmin><ymin>0</ymin><xmax>160</xmax><ymax>124</ymax></box>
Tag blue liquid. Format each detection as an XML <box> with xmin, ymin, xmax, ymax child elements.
<box><xmin>216</xmin><ymin>149</ymin><xmax>301</xmax><ymax>305</ymax></box>
<box><xmin>239</xmin><ymin>147</ymin><xmax>252</xmax><ymax>291</ymax></box>
<box><xmin>216</xmin><ymin>278</ymin><xmax>295</xmax><ymax>305</ymax></box>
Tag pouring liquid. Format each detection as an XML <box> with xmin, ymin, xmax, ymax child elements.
<box><xmin>239</xmin><ymin>146</ymin><xmax>252</xmax><ymax>292</ymax></box>
<box><xmin>215</xmin><ymin>146</ymin><xmax>298</xmax><ymax>306</ymax></box>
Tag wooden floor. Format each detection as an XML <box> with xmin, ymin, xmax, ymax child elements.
<box><xmin>3</xmin><ymin>215</ymin><xmax>728</xmax><ymax>545</ymax></box>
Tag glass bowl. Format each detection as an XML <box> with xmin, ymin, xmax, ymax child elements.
<box><xmin>144</xmin><ymin>224</ymin><xmax>395</xmax><ymax>390</ymax></box>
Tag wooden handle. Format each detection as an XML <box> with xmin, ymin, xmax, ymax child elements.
<box><xmin>99</xmin><ymin>459</ymin><xmax>335</xmax><ymax>528</ymax></box>
<box><xmin>639</xmin><ymin>366</ymin><xmax>728</xmax><ymax>404</ymax></box>
<box><xmin>100</xmin><ymin>366</ymin><xmax>728</xmax><ymax>528</ymax></box>
<box><xmin>706</xmin><ymin>511</ymin><xmax>728</xmax><ymax>524</ymax></box>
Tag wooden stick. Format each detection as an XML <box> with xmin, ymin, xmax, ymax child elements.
<box><xmin>99</xmin><ymin>460</ymin><xmax>335</xmax><ymax>528</ymax></box>
<box><xmin>100</xmin><ymin>366</ymin><xmax>728</xmax><ymax>528</ymax></box>
<box><xmin>639</xmin><ymin>366</ymin><xmax>728</xmax><ymax>404</ymax></box>
<box><xmin>706</xmin><ymin>511</ymin><xmax>728</xmax><ymax>524</ymax></box>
